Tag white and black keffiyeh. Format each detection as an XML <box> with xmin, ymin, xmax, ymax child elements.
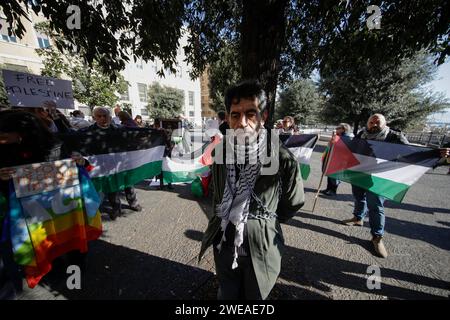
<box><xmin>360</xmin><ymin>126</ymin><xmax>390</xmax><ymax>141</ymax></box>
<box><xmin>216</xmin><ymin>130</ymin><xmax>268</xmax><ymax>269</ymax></box>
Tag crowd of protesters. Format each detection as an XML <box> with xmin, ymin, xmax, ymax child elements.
<box><xmin>1</xmin><ymin>84</ymin><xmax>449</xmax><ymax>300</ymax></box>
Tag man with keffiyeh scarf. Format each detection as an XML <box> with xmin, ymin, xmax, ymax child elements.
<box><xmin>198</xmin><ymin>81</ymin><xmax>305</xmax><ymax>300</ymax></box>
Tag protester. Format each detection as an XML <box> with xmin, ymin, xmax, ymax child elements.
<box><xmin>20</xmin><ymin>101</ymin><xmax>72</xmax><ymax>133</ymax></box>
<box><xmin>118</xmin><ymin>111</ymin><xmax>138</xmax><ymax>128</ymax></box>
<box><xmin>217</xmin><ymin>111</ymin><xmax>229</xmax><ymax>136</ymax></box>
<box><xmin>70</xmin><ymin>110</ymin><xmax>91</xmax><ymax>130</ymax></box>
<box><xmin>84</xmin><ymin>107</ymin><xmax>142</xmax><ymax>219</ymax></box>
<box><xmin>321</xmin><ymin>123</ymin><xmax>354</xmax><ymax>196</ymax></box>
<box><xmin>343</xmin><ymin>114</ymin><xmax>408</xmax><ymax>258</ymax></box>
<box><xmin>112</xmin><ymin>104</ymin><xmax>122</xmax><ymax>125</ymax></box>
<box><xmin>0</xmin><ymin>110</ymin><xmax>87</xmax><ymax>299</ymax></box>
<box><xmin>278</xmin><ymin>116</ymin><xmax>298</xmax><ymax>144</ymax></box>
<box><xmin>198</xmin><ymin>80</ymin><xmax>305</xmax><ymax>300</ymax></box>
<box><xmin>438</xmin><ymin>143</ymin><xmax>450</xmax><ymax>174</ymax></box>
<box><xmin>134</xmin><ymin>115</ymin><xmax>145</xmax><ymax>128</ymax></box>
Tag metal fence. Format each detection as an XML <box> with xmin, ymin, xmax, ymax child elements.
<box><xmin>405</xmin><ymin>132</ymin><xmax>450</xmax><ymax>147</ymax></box>
<box><xmin>300</xmin><ymin>124</ymin><xmax>450</xmax><ymax>147</ymax></box>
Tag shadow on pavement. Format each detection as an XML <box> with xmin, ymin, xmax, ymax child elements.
<box><xmin>184</xmin><ymin>229</ymin><xmax>204</xmax><ymax>242</ymax></box>
<box><xmin>313</xmin><ymin>144</ymin><xmax>327</xmax><ymax>154</ymax></box>
<box><xmin>384</xmin><ymin>216</ymin><xmax>450</xmax><ymax>251</ymax></box>
<box><xmin>314</xmin><ymin>190</ymin><xmax>450</xmax><ymax>215</ymax></box>
<box><xmin>36</xmin><ymin>239</ymin><xmax>213</xmax><ymax>299</ymax></box>
<box><xmin>280</xmin><ymin>244</ymin><xmax>449</xmax><ymax>300</ymax></box>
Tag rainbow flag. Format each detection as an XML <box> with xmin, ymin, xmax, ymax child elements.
<box><xmin>4</xmin><ymin>162</ymin><xmax>102</xmax><ymax>288</ymax></box>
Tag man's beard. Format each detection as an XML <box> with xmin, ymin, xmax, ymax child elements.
<box><xmin>368</xmin><ymin>126</ymin><xmax>381</xmax><ymax>133</ymax></box>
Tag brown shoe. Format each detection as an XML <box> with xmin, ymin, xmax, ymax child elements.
<box><xmin>372</xmin><ymin>236</ymin><xmax>388</xmax><ymax>258</ymax></box>
<box><xmin>342</xmin><ymin>217</ymin><xmax>363</xmax><ymax>226</ymax></box>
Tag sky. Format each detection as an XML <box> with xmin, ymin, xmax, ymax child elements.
<box><xmin>427</xmin><ymin>61</ymin><xmax>450</xmax><ymax>124</ymax></box>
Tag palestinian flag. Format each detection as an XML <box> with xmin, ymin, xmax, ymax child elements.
<box><xmin>161</xmin><ymin>137</ymin><xmax>221</xmax><ymax>184</ymax></box>
<box><xmin>284</xmin><ymin>134</ymin><xmax>319</xmax><ymax>180</ymax></box>
<box><xmin>59</xmin><ymin>128</ymin><xmax>165</xmax><ymax>193</ymax></box>
<box><xmin>325</xmin><ymin>136</ymin><xmax>440</xmax><ymax>202</ymax></box>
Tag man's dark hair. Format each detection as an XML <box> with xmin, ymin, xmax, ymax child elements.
<box><xmin>73</xmin><ymin>110</ymin><xmax>82</xmax><ymax>117</ymax></box>
<box><xmin>224</xmin><ymin>80</ymin><xmax>268</xmax><ymax>114</ymax></box>
<box><xmin>217</xmin><ymin>111</ymin><xmax>226</xmax><ymax>121</ymax></box>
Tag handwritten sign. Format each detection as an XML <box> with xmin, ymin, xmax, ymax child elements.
<box><xmin>2</xmin><ymin>70</ymin><xmax>74</xmax><ymax>109</ymax></box>
<box><xmin>11</xmin><ymin>159</ymin><xmax>79</xmax><ymax>198</ymax></box>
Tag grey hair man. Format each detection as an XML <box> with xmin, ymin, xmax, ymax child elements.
<box><xmin>84</xmin><ymin>106</ymin><xmax>142</xmax><ymax>219</ymax></box>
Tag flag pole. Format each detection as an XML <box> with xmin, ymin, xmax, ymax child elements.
<box><xmin>311</xmin><ymin>131</ymin><xmax>336</xmax><ymax>213</ymax></box>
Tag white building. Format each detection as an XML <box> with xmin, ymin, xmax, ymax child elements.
<box><xmin>119</xmin><ymin>33</ymin><xmax>201</xmax><ymax>126</ymax></box>
<box><xmin>0</xmin><ymin>10</ymin><xmax>202</xmax><ymax>125</ymax></box>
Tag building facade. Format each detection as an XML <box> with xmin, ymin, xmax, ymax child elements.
<box><xmin>0</xmin><ymin>10</ymin><xmax>202</xmax><ymax>125</ymax></box>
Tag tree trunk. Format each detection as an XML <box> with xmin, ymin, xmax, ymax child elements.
<box><xmin>240</xmin><ymin>0</ymin><xmax>288</xmax><ymax>126</ymax></box>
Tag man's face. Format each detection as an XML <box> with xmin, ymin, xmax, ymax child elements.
<box><xmin>94</xmin><ymin>111</ymin><xmax>111</xmax><ymax>128</ymax></box>
<box><xmin>282</xmin><ymin>117</ymin><xmax>293</xmax><ymax>129</ymax></box>
<box><xmin>367</xmin><ymin>116</ymin><xmax>383</xmax><ymax>133</ymax></box>
<box><xmin>335</xmin><ymin>126</ymin><xmax>345</xmax><ymax>136</ymax></box>
<box><xmin>228</xmin><ymin>98</ymin><xmax>266</xmax><ymax>138</ymax></box>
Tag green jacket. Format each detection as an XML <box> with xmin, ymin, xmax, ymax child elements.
<box><xmin>199</xmin><ymin>145</ymin><xmax>305</xmax><ymax>299</ymax></box>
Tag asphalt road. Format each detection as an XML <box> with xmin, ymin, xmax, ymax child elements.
<box><xmin>16</xmin><ymin>141</ymin><xmax>450</xmax><ymax>300</ymax></box>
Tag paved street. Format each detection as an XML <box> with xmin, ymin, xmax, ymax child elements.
<box><xmin>17</xmin><ymin>141</ymin><xmax>450</xmax><ymax>300</ymax></box>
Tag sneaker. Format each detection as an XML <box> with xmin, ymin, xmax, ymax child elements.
<box><xmin>323</xmin><ymin>190</ymin><xmax>337</xmax><ymax>196</ymax></box>
<box><xmin>129</xmin><ymin>204</ymin><xmax>142</xmax><ymax>212</ymax></box>
<box><xmin>371</xmin><ymin>236</ymin><xmax>388</xmax><ymax>258</ymax></box>
<box><xmin>320</xmin><ymin>189</ymin><xmax>329</xmax><ymax>194</ymax></box>
<box><xmin>342</xmin><ymin>217</ymin><xmax>363</xmax><ymax>226</ymax></box>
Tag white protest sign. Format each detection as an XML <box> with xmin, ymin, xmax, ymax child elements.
<box><xmin>2</xmin><ymin>69</ymin><xmax>74</xmax><ymax>109</ymax></box>
<box><xmin>11</xmin><ymin>159</ymin><xmax>79</xmax><ymax>198</ymax></box>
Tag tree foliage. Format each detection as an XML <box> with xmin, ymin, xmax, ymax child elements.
<box><xmin>35</xmin><ymin>22</ymin><xmax>128</xmax><ymax>110</ymax></box>
<box><xmin>146</xmin><ymin>82</ymin><xmax>184</xmax><ymax>119</ymax></box>
<box><xmin>320</xmin><ymin>51</ymin><xmax>449</xmax><ymax>132</ymax></box>
<box><xmin>277</xmin><ymin>79</ymin><xmax>323</xmax><ymax>125</ymax></box>
<box><xmin>1</xmin><ymin>1</ymin><xmax>449</xmax><ymax>121</ymax></box>
<box><xmin>207</xmin><ymin>42</ymin><xmax>241</xmax><ymax>113</ymax></box>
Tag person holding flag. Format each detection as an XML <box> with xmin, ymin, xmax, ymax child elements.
<box><xmin>342</xmin><ymin>114</ymin><xmax>408</xmax><ymax>258</ymax></box>
<box><xmin>83</xmin><ymin>107</ymin><xmax>142</xmax><ymax>219</ymax></box>
<box><xmin>320</xmin><ymin>123</ymin><xmax>354</xmax><ymax>196</ymax></box>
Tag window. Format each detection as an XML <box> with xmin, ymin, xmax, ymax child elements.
<box><xmin>138</xmin><ymin>83</ymin><xmax>147</xmax><ymax>102</ymax></box>
<box><xmin>136</xmin><ymin>59</ymin><xmax>144</xmax><ymax>70</ymax></box>
<box><xmin>0</xmin><ymin>18</ymin><xmax>17</xmax><ymax>43</ymax></box>
<box><xmin>37</xmin><ymin>37</ymin><xmax>50</xmax><ymax>48</ymax></box>
<box><xmin>120</xmin><ymin>88</ymin><xmax>129</xmax><ymax>101</ymax></box>
<box><xmin>151</xmin><ymin>61</ymin><xmax>158</xmax><ymax>73</ymax></box>
<box><xmin>189</xmin><ymin>111</ymin><xmax>195</xmax><ymax>117</ymax></box>
<box><xmin>188</xmin><ymin>91</ymin><xmax>195</xmax><ymax>106</ymax></box>
<box><xmin>4</xmin><ymin>63</ymin><xmax>28</xmax><ymax>72</ymax></box>
<box><xmin>176</xmin><ymin>66</ymin><xmax>182</xmax><ymax>78</ymax></box>
<box><xmin>141</xmin><ymin>109</ymin><xmax>149</xmax><ymax>116</ymax></box>
<box><xmin>35</xmin><ymin>28</ymin><xmax>50</xmax><ymax>48</ymax></box>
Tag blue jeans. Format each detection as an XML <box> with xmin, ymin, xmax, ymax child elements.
<box><xmin>351</xmin><ymin>185</ymin><xmax>385</xmax><ymax>237</ymax></box>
